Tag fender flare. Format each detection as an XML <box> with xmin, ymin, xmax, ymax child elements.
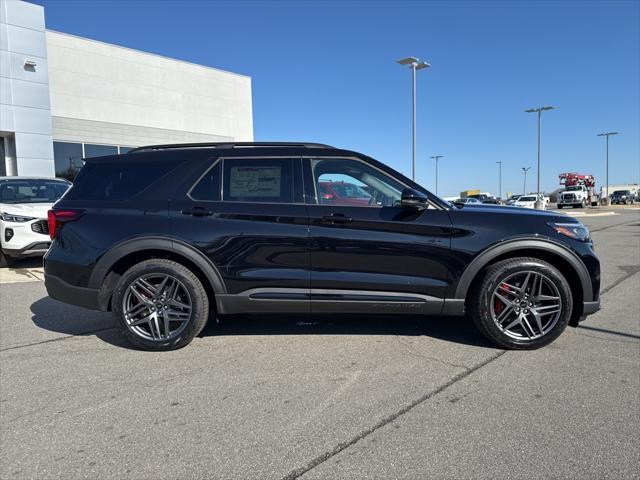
<box><xmin>453</xmin><ymin>239</ymin><xmax>593</xmax><ymax>302</ymax></box>
<box><xmin>88</xmin><ymin>236</ymin><xmax>226</xmax><ymax>294</ymax></box>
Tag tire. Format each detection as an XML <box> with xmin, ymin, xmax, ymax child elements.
<box><xmin>580</xmin><ymin>199</ymin><xmax>586</xmax><ymax>208</ymax></box>
<box><xmin>468</xmin><ymin>257</ymin><xmax>573</xmax><ymax>350</ymax></box>
<box><xmin>112</xmin><ymin>259</ymin><xmax>210</xmax><ymax>351</ymax></box>
<box><xmin>557</xmin><ymin>205</ymin><xmax>563</xmax><ymax>209</ymax></box>
<box><xmin>0</xmin><ymin>248</ymin><xmax>12</xmax><ymax>268</ymax></box>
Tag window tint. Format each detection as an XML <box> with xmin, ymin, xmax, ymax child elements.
<box><xmin>119</xmin><ymin>147</ymin><xmax>134</xmax><ymax>154</ymax></box>
<box><xmin>223</xmin><ymin>158</ymin><xmax>295</xmax><ymax>203</ymax></box>
<box><xmin>310</xmin><ymin>158</ymin><xmax>404</xmax><ymax>208</ymax></box>
<box><xmin>190</xmin><ymin>162</ymin><xmax>221</xmax><ymax>201</ymax></box>
<box><xmin>65</xmin><ymin>160</ymin><xmax>182</xmax><ymax>200</ymax></box>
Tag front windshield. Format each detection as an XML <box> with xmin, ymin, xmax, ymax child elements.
<box><xmin>0</xmin><ymin>179</ymin><xmax>70</xmax><ymax>204</ymax></box>
<box><xmin>613</xmin><ymin>191</ymin><xmax>629</xmax><ymax>195</ymax></box>
<box><xmin>566</xmin><ymin>186</ymin><xmax>582</xmax><ymax>191</ymax></box>
<box><xmin>519</xmin><ymin>196</ymin><xmax>536</xmax><ymax>201</ymax></box>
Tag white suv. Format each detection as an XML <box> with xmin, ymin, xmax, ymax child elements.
<box><xmin>0</xmin><ymin>177</ymin><xmax>71</xmax><ymax>267</ymax></box>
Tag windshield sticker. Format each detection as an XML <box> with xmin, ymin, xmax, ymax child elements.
<box><xmin>229</xmin><ymin>166</ymin><xmax>282</xmax><ymax>198</ymax></box>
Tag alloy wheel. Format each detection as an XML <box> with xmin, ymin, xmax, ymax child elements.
<box><xmin>490</xmin><ymin>270</ymin><xmax>562</xmax><ymax>340</ymax></box>
<box><xmin>122</xmin><ymin>273</ymin><xmax>192</xmax><ymax>341</ymax></box>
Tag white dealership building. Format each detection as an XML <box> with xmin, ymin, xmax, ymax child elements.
<box><xmin>0</xmin><ymin>0</ymin><xmax>253</xmax><ymax>178</ymax></box>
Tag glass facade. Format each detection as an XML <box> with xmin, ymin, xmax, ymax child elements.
<box><xmin>84</xmin><ymin>144</ymin><xmax>118</xmax><ymax>158</ymax></box>
<box><xmin>0</xmin><ymin>138</ymin><xmax>6</xmax><ymax>176</ymax></box>
<box><xmin>53</xmin><ymin>141</ymin><xmax>136</xmax><ymax>180</ymax></box>
<box><xmin>53</xmin><ymin>142</ymin><xmax>83</xmax><ymax>181</ymax></box>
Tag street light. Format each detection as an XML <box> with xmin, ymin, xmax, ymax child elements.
<box><xmin>522</xmin><ymin>167</ymin><xmax>531</xmax><ymax>195</ymax></box>
<box><xmin>525</xmin><ymin>105</ymin><xmax>555</xmax><ymax>209</ymax></box>
<box><xmin>397</xmin><ymin>56</ymin><xmax>430</xmax><ymax>181</ymax></box>
<box><xmin>597</xmin><ymin>131</ymin><xmax>619</xmax><ymax>205</ymax></box>
<box><xmin>496</xmin><ymin>161</ymin><xmax>503</xmax><ymax>201</ymax></box>
<box><xmin>430</xmin><ymin>155</ymin><xmax>444</xmax><ymax>194</ymax></box>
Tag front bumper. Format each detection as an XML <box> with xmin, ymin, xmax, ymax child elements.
<box><xmin>583</xmin><ymin>300</ymin><xmax>600</xmax><ymax>315</ymax></box>
<box><xmin>3</xmin><ymin>241</ymin><xmax>51</xmax><ymax>258</ymax></box>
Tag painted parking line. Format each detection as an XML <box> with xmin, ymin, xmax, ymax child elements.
<box><xmin>0</xmin><ymin>268</ymin><xmax>43</xmax><ymax>284</ymax></box>
<box><xmin>560</xmin><ymin>211</ymin><xmax>618</xmax><ymax>217</ymax></box>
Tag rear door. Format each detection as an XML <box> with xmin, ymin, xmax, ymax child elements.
<box><xmin>304</xmin><ymin>157</ymin><xmax>453</xmax><ymax>315</ymax></box>
<box><xmin>170</xmin><ymin>156</ymin><xmax>310</xmax><ymax>314</ymax></box>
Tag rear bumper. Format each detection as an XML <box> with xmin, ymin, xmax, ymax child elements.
<box><xmin>44</xmin><ymin>273</ymin><xmax>101</xmax><ymax>311</ymax></box>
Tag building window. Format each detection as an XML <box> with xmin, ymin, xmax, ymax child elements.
<box><xmin>0</xmin><ymin>138</ymin><xmax>6</xmax><ymax>176</ymax></box>
<box><xmin>53</xmin><ymin>142</ymin><xmax>84</xmax><ymax>181</ymax></box>
<box><xmin>84</xmin><ymin>144</ymin><xmax>118</xmax><ymax>158</ymax></box>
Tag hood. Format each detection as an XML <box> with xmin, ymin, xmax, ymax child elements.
<box><xmin>0</xmin><ymin>202</ymin><xmax>52</xmax><ymax>219</ymax></box>
<box><xmin>454</xmin><ymin>203</ymin><xmax>576</xmax><ymax>221</ymax></box>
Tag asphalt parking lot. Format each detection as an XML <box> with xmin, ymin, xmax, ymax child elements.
<box><xmin>1</xmin><ymin>208</ymin><xmax>638</xmax><ymax>479</ymax></box>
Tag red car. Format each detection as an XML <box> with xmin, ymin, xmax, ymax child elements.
<box><xmin>318</xmin><ymin>181</ymin><xmax>372</xmax><ymax>206</ymax></box>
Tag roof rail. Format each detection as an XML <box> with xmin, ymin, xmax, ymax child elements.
<box><xmin>128</xmin><ymin>142</ymin><xmax>335</xmax><ymax>153</ymax></box>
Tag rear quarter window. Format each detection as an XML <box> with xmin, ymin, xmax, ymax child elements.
<box><xmin>65</xmin><ymin>159</ymin><xmax>183</xmax><ymax>200</ymax></box>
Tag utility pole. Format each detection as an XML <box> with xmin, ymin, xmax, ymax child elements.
<box><xmin>496</xmin><ymin>161</ymin><xmax>503</xmax><ymax>201</ymax></box>
<box><xmin>597</xmin><ymin>131</ymin><xmax>619</xmax><ymax>205</ymax></box>
<box><xmin>525</xmin><ymin>106</ymin><xmax>555</xmax><ymax>209</ymax></box>
<box><xmin>430</xmin><ymin>155</ymin><xmax>444</xmax><ymax>195</ymax></box>
<box><xmin>522</xmin><ymin>167</ymin><xmax>531</xmax><ymax>195</ymax></box>
<box><xmin>397</xmin><ymin>57</ymin><xmax>430</xmax><ymax>181</ymax></box>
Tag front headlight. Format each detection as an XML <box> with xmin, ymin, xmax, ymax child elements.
<box><xmin>0</xmin><ymin>212</ymin><xmax>36</xmax><ymax>222</ymax></box>
<box><xmin>548</xmin><ymin>222</ymin><xmax>590</xmax><ymax>242</ymax></box>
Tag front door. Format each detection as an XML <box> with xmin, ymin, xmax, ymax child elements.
<box><xmin>170</xmin><ymin>156</ymin><xmax>310</xmax><ymax>314</ymax></box>
<box><xmin>304</xmin><ymin>157</ymin><xmax>452</xmax><ymax>315</ymax></box>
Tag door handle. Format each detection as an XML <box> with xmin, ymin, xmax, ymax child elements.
<box><xmin>322</xmin><ymin>213</ymin><xmax>353</xmax><ymax>224</ymax></box>
<box><xmin>181</xmin><ymin>207</ymin><xmax>213</xmax><ymax>217</ymax></box>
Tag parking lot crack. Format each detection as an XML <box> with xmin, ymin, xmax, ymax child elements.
<box><xmin>0</xmin><ymin>327</ymin><xmax>117</xmax><ymax>352</ymax></box>
<box><xmin>280</xmin><ymin>349</ymin><xmax>506</xmax><ymax>480</ymax></box>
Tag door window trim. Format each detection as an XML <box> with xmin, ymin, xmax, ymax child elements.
<box><xmin>303</xmin><ymin>156</ymin><xmax>440</xmax><ymax>209</ymax></box>
<box><xmin>186</xmin><ymin>156</ymin><xmax>305</xmax><ymax>205</ymax></box>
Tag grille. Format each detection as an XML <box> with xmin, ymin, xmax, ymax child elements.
<box><xmin>31</xmin><ymin>219</ymin><xmax>49</xmax><ymax>235</ymax></box>
<box><xmin>562</xmin><ymin>193</ymin><xmax>575</xmax><ymax>201</ymax></box>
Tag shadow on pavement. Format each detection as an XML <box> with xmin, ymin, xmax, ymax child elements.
<box><xmin>30</xmin><ymin>296</ymin><xmax>495</xmax><ymax>350</ymax></box>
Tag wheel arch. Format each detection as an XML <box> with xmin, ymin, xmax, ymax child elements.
<box><xmin>89</xmin><ymin>237</ymin><xmax>226</xmax><ymax>310</ymax></box>
<box><xmin>455</xmin><ymin>240</ymin><xmax>592</xmax><ymax>321</ymax></box>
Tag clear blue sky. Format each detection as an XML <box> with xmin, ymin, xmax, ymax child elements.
<box><xmin>35</xmin><ymin>0</ymin><xmax>639</xmax><ymax>197</ymax></box>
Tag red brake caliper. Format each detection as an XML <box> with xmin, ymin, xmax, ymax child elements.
<box><xmin>494</xmin><ymin>283</ymin><xmax>511</xmax><ymax>314</ymax></box>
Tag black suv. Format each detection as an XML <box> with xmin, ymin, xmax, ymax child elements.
<box><xmin>44</xmin><ymin>142</ymin><xmax>600</xmax><ymax>351</ymax></box>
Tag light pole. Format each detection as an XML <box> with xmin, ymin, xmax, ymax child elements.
<box><xmin>522</xmin><ymin>167</ymin><xmax>531</xmax><ymax>195</ymax></box>
<box><xmin>397</xmin><ymin>57</ymin><xmax>430</xmax><ymax>181</ymax></box>
<box><xmin>496</xmin><ymin>161</ymin><xmax>503</xmax><ymax>201</ymax></box>
<box><xmin>597</xmin><ymin>131</ymin><xmax>619</xmax><ymax>205</ymax></box>
<box><xmin>525</xmin><ymin>105</ymin><xmax>555</xmax><ymax>209</ymax></box>
<box><xmin>430</xmin><ymin>155</ymin><xmax>444</xmax><ymax>194</ymax></box>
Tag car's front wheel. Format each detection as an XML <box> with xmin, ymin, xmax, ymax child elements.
<box><xmin>469</xmin><ymin>257</ymin><xmax>573</xmax><ymax>349</ymax></box>
<box><xmin>112</xmin><ymin>259</ymin><xmax>210</xmax><ymax>351</ymax></box>
<box><xmin>0</xmin><ymin>248</ymin><xmax>12</xmax><ymax>268</ymax></box>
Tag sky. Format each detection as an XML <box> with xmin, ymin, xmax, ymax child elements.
<box><xmin>34</xmin><ymin>0</ymin><xmax>639</xmax><ymax>198</ymax></box>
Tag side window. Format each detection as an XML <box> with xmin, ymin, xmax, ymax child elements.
<box><xmin>310</xmin><ymin>158</ymin><xmax>404</xmax><ymax>208</ymax></box>
<box><xmin>222</xmin><ymin>158</ymin><xmax>296</xmax><ymax>204</ymax></box>
<box><xmin>190</xmin><ymin>162</ymin><xmax>221</xmax><ymax>201</ymax></box>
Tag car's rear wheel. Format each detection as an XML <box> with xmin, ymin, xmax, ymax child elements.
<box><xmin>469</xmin><ymin>257</ymin><xmax>573</xmax><ymax>349</ymax></box>
<box><xmin>112</xmin><ymin>259</ymin><xmax>209</xmax><ymax>351</ymax></box>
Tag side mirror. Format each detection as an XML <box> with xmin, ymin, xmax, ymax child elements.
<box><xmin>401</xmin><ymin>188</ymin><xmax>428</xmax><ymax>210</ymax></box>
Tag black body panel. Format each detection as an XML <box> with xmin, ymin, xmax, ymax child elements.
<box><xmin>44</xmin><ymin>143</ymin><xmax>600</xmax><ymax>323</ymax></box>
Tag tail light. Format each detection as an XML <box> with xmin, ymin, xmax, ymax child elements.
<box><xmin>47</xmin><ymin>209</ymin><xmax>83</xmax><ymax>240</ymax></box>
